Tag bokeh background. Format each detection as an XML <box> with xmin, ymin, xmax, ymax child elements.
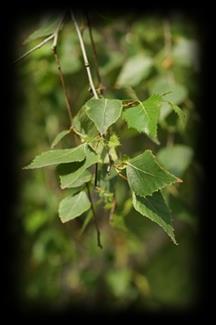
<box><xmin>13</xmin><ymin>12</ymin><xmax>202</xmax><ymax>313</ymax></box>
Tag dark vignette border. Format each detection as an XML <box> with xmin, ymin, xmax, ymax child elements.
<box><xmin>1</xmin><ymin>2</ymin><xmax>209</xmax><ymax>322</ymax></box>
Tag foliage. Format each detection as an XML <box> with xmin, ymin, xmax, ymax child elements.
<box><xmin>16</xmin><ymin>12</ymin><xmax>199</xmax><ymax>310</ymax></box>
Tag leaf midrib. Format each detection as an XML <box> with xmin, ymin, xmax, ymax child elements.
<box><xmin>102</xmin><ymin>98</ymin><xmax>108</xmax><ymax>134</ymax></box>
<box><xmin>127</xmin><ymin>162</ymin><xmax>154</xmax><ymax>176</ymax></box>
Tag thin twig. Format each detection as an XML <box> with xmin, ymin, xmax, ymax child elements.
<box><xmin>14</xmin><ymin>34</ymin><xmax>54</xmax><ymax>64</ymax></box>
<box><xmin>71</xmin><ymin>12</ymin><xmax>99</xmax><ymax>99</ymax></box>
<box><xmin>86</xmin><ymin>184</ymin><xmax>103</xmax><ymax>249</ymax></box>
<box><xmin>94</xmin><ymin>163</ymin><xmax>98</xmax><ymax>186</ymax></box>
<box><xmin>117</xmin><ymin>171</ymin><xmax>128</xmax><ymax>181</ymax></box>
<box><xmin>109</xmin><ymin>198</ymin><xmax>116</xmax><ymax>221</ymax></box>
<box><xmin>85</xmin><ymin>12</ymin><xmax>103</xmax><ymax>88</ymax></box>
<box><xmin>52</xmin><ymin>18</ymin><xmax>73</xmax><ymax>125</ymax></box>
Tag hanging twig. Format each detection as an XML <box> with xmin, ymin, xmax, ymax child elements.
<box><xmin>14</xmin><ymin>34</ymin><xmax>54</xmax><ymax>64</ymax></box>
<box><xmin>86</xmin><ymin>184</ymin><xmax>103</xmax><ymax>249</ymax></box>
<box><xmin>71</xmin><ymin>12</ymin><xmax>99</xmax><ymax>99</ymax></box>
<box><xmin>52</xmin><ymin>16</ymin><xmax>73</xmax><ymax>125</ymax></box>
<box><xmin>85</xmin><ymin>12</ymin><xmax>104</xmax><ymax>92</ymax></box>
<box><xmin>72</xmin><ymin>12</ymin><xmax>101</xmax><ymax>187</ymax></box>
<box><xmin>94</xmin><ymin>163</ymin><xmax>98</xmax><ymax>186</ymax></box>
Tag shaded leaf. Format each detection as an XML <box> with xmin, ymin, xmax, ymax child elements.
<box><xmin>85</xmin><ymin>98</ymin><xmax>122</xmax><ymax>135</ymax></box>
<box><xmin>126</xmin><ymin>150</ymin><xmax>179</xmax><ymax>197</ymax></box>
<box><xmin>150</xmin><ymin>77</ymin><xmax>188</xmax><ymax>104</ymax></box>
<box><xmin>157</xmin><ymin>145</ymin><xmax>193</xmax><ymax>177</ymax></box>
<box><xmin>132</xmin><ymin>191</ymin><xmax>177</xmax><ymax>244</ymax></box>
<box><xmin>59</xmin><ymin>191</ymin><xmax>91</xmax><ymax>223</ymax></box>
<box><xmin>116</xmin><ymin>54</ymin><xmax>153</xmax><ymax>87</ymax></box>
<box><xmin>73</xmin><ymin>106</ymin><xmax>98</xmax><ymax>139</ymax></box>
<box><xmin>110</xmin><ymin>214</ymin><xmax>128</xmax><ymax>232</ymax></box>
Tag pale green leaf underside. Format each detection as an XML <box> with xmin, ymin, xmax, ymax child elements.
<box><xmin>60</xmin><ymin>168</ymin><xmax>92</xmax><ymax>189</ymax></box>
<box><xmin>85</xmin><ymin>98</ymin><xmax>122</xmax><ymax>135</ymax></box>
<box><xmin>123</xmin><ymin>95</ymin><xmax>162</xmax><ymax>143</ymax></box>
<box><xmin>132</xmin><ymin>191</ymin><xmax>177</xmax><ymax>244</ymax></box>
<box><xmin>157</xmin><ymin>145</ymin><xmax>193</xmax><ymax>177</ymax></box>
<box><xmin>24</xmin><ymin>144</ymin><xmax>86</xmax><ymax>169</ymax></box>
<box><xmin>51</xmin><ymin>129</ymin><xmax>71</xmax><ymax>148</ymax></box>
<box><xmin>70</xmin><ymin>170</ymin><xmax>92</xmax><ymax>188</ymax></box>
<box><xmin>59</xmin><ymin>191</ymin><xmax>91</xmax><ymax>223</ymax></box>
<box><xmin>60</xmin><ymin>146</ymin><xmax>99</xmax><ymax>189</ymax></box>
<box><xmin>126</xmin><ymin>150</ymin><xmax>179</xmax><ymax>197</ymax></box>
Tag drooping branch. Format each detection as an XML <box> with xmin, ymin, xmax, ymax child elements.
<box><xmin>52</xmin><ymin>16</ymin><xmax>73</xmax><ymax>125</ymax></box>
<box><xmin>14</xmin><ymin>34</ymin><xmax>54</xmax><ymax>64</ymax></box>
<box><xmin>71</xmin><ymin>12</ymin><xmax>99</xmax><ymax>99</ymax></box>
<box><xmin>85</xmin><ymin>12</ymin><xmax>103</xmax><ymax>91</ymax></box>
<box><xmin>86</xmin><ymin>184</ymin><xmax>103</xmax><ymax>249</ymax></box>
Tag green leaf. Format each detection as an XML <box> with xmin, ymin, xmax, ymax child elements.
<box><xmin>85</xmin><ymin>98</ymin><xmax>122</xmax><ymax>135</ymax></box>
<box><xmin>123</xmin><ymin>95</ymin><xmax>163</xmax><ymax>143</ymax></box>
<box><xmin>59</xmin><ymin>146</ymin><xmax>99</xmax><ymax>189</ymax></box>
<box><xmin>24</xmin><ymin>16</ymin><xmax>62</xmax><ymax>43</ymax></box>
<box><xmin>51</xmin><ymin>129</ymin><xmax>71</xmax><ymax>148</ymax></box>
<box><xmin>59</xmin><ymin>191</ymin><xmax>91</xmax><ymax>223</ymax></box>
<box><xmin>65</xmin><ymin>169</ymin><xmax>92</xmax><ymax>188</ymax></box>
<box><xmin>73</xmin><ymin>107</ymin><xmax>98</xmax><ymax>139</ymax></box>
<box><xmin>126</xmin><ymin>150</ymin><xmax>180</xmax><ymax>197</ymax></box>
<box><xmin>116</xmin><ymin>54</ymin><xmax>153</xmax><ymax>87</ymax></box>
<box><xmin>172</xmin><ymin>38</ymin><xmax>198</xmax><ymax>68</ymax></box>
<box><xmin>157</xmin><ymin>145</ymin><xmax>193</xmax><ymax>177</ymax></box>
<box><xmin>24</xmin><ymin>144</ymin><xmax>86</xmax><ymax>169</ymax></box>
<box><xmin>132</xmin><ymin>191</ymin><xmax>177</xmax><ymax>244</ymax></box>
<box><xmin>106</xmin><ymin>269</ymin><xmax>132</xmax><ymax>297</ymax></box>
<box><xmin>168</xmin><ymin>101</ymin><xmax>186</xmax><ymax>129</ymax></box>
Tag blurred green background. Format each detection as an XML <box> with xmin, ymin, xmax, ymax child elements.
<box><xmin>15</xmin><ymin>12</ymin><xmax>201</xmax><ymax>312</ymax></box>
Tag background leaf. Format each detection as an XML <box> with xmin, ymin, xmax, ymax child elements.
<box><xmin>116</xmin><ymin>54</ymin><xmax>153</xmax><ymax>87</ymax></box>
<box><xmin>157</xmin><ymin>145</ymin><xmax>193</xmax><ymax>177</ymax></box>
<box><xmin>150</xmin><ymin>77</ymin><xmax>188</xmax><ymax>105</ymax></box>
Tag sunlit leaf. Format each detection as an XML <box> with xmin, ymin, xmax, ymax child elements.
<box><xmin>59</xmin><ymin>191</ymin><xmax>91</xmax><ymax>223</ymax></box>
<box><xmin>24</xmin><ymin>144</ymin><xmax>86</xmax><ymax>169</ymax></box>
<box><xmin>85</xmin><ymin>98</ymin><xmax>122</xmax><ymax>135</ymax></box>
